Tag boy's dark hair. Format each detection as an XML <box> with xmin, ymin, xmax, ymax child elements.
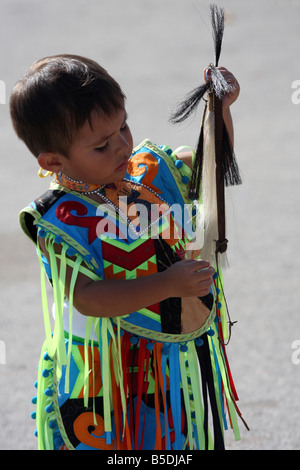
<box><xmin>10</xmin><ymin>54</ymin><xmax>126</xmax><ymax>157</ymax></box>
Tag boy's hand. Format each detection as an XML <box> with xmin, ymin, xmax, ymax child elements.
<box><xmin>163</xmin><ymin>259</ymin><xmax>215</xmax><ymax>298</ymax></box>
<box><xmin>204</xmin><ymin>66</ymin><xmax>240</xmax><ymax>109</ymax></box>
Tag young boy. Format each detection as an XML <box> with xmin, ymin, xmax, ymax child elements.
<box><xmin>11</xmin><ymin>54</ymin><xmax>241</xmax><ymax>450</ymax></box>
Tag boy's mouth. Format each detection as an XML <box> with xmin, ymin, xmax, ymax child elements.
<box><xmin>115</xmin><ymin>158</ymin><xmax>129</xmax><ymax>172</ymax></box>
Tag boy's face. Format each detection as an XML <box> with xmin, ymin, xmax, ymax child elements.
<box><xmin>60</xmin><ymin>107</ymin><xmax>133</xmax><ymax>186</ymax></box>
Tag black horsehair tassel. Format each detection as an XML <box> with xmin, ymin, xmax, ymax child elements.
<box><xmin>170</xmin><ymin>4</ymin><xmax>242</xmax><ymax>202</ymax></box>
<box><xmin>169</xmin><ymin>4</ymin><xmax>242</xmax><ymax>256</ymax></box>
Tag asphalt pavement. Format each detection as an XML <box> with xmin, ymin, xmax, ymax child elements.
<box><xmin>0</xmin><ymin>0</ymin><xmax>300</xmax><ymax>450</ymax></box>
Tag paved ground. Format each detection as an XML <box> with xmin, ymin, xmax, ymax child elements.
<box><xmin>0</xmin><ymin>0</ymin><xmax>300</xmax><ymax>450</ymax></box>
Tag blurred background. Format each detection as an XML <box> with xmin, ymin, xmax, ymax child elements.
<box><xmin>0</xmin><ymin>0</ymin><xmax>299</xmax><ymax>450</ymax></box>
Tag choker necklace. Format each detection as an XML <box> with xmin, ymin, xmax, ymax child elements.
<box><xmin>55</xmin><ymin>172</ymin><xmax>105</xmax><ymax>195</ymax></box>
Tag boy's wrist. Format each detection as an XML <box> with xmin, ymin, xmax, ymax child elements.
<box><xmin>222</xmin><ymin>103</ymin><xmax>231</xmax><ymax>113</ymax></box>
<box><xmin>156</xmin><ymin>269</ymin><xmax>174</xmax><ymax>299</ymax></box>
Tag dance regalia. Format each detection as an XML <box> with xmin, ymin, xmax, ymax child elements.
<box><xmin>20</xmin><ymin>140</ymin><xmax>241</xmax><ymax>450</ymax></box>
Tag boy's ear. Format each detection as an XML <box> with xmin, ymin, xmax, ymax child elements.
<box><xmin>37</xmin><ymin>152</ymin><xmax>64</xmax><ymax>174</ymax></box>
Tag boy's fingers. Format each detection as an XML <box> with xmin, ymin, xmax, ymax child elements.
<box><xmin>197</xmin><ymin>267</ymin><xmax>215</xmax><ymax>279</ymax></box>
<box><xmin>182</xmin><ymin>259</ymin><xmax>211</xmax><ymax>270</ymax></box>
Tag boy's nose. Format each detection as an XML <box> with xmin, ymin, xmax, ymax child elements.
<box><xmin>117</xmin><ymin>129</ymin><xmax>132</xmax><ymax>155</ymax></box>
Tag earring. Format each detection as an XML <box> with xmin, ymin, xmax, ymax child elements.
<box><xmin>38</xmin><ymin>167</ymin><xmax>54</xmax><ymax>178</ymax></box>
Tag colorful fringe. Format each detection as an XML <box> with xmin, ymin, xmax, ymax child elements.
<box><xmin>32</xmin><ymin>321</ymin><xmax>241</xmax><ymax>450</ymax></box>
<box><xmin>30</xmin><ymin>226</ymin><xmax>242</xmax><ymax>450</ymax></box>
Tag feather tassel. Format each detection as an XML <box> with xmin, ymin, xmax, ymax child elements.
<box><xmin>169</xmin><ymin>4</ymin><xmax>242</xmax><ymax>263</ymax></box>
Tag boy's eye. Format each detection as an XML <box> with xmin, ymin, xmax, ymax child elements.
<box><xmin>94</xmin><ymin>119</ymin><xmax>128</xmax><ymax>152</ymax></box>
<box><xmin>95</xmin><ymin>142</ymin><xmax>108</xmax><ymax>152</ymax></box>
